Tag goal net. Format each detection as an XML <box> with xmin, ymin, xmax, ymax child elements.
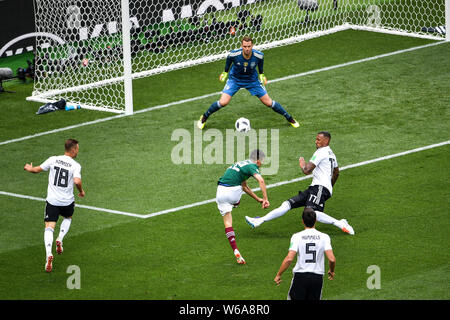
<box><xmin>28</xmin><ymin>0</ymin><xmax>449</xmax><ymax>114</ymax></box>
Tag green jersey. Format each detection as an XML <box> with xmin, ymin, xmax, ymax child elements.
<box><xmin>218</xmin><ymin>160</ymin><xmax>260</xmax><ymax>186</ymax></box>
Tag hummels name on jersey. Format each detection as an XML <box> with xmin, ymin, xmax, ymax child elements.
<box><xmin>302</xmin><ymin>235</ymin><xmax>320</xmax><ymax>240</ymax></box>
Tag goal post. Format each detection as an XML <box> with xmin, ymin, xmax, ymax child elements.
<box><xmin>121</xmin><ymin>0</ymin><xmax>133</xmax><ymax>116</ymax></box>
<box><xmin>447</xmin><ymin>0</ymin><xmax>450</xmax><ymax>41</ymax></box>
<box><xmin>28</xmin><ymin>0</ymin><xmax>448</xmax><ymax>114</ymax></box>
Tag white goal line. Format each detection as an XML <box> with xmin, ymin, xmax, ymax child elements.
<box><xmin>0</xmin><ymin>40</ymin><xmax>446</xmax><ymax>147</ymax></box>
<box><xmin>1</xmin><ymin>140</ymin><xmax>448</xmax><ymax>219</ymax></box>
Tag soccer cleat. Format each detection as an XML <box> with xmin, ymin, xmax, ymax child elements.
<box><xmin>234</xmin><ymin>249</ymin><xmax>246</xmax><ymax>265</ymax></box>
<box><xmin>288</xmin><ymin>118</ymin><xmax>300</xmax><ymax>128</ymax></box>
<box><xmin>340</xmin><ymin>219</ymin><xmax>355</xmax><ymax>235</ymax></box>
<box><xmin>45</xmin><ymin>255</ymin><xmax>54</xmax><ymax>273</ymax></box>
<box><xmin>197</xmin><ymin>115</ymin><xmax>207</xmax><ymax>130</ymax></box>
<box><xmin>245</xmin><ymin>216</ymin><xmax>263</xmax><ymax>229</ymax></box>
<box><xmin>56</xmin><ymin>239</ymin><xmax>63</xmax><ymax>255</ymax></box>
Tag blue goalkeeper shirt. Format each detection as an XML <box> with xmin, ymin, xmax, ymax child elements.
<box><xmin>225</xmin><ymin>48</ymin><xmax>264</xmax><ymax>86</ymax></box>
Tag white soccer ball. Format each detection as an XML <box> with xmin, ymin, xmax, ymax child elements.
<box><xmin>235</xmin><ymin>117</ymin><xmax>251</xmax><ymax>133</ymax></box>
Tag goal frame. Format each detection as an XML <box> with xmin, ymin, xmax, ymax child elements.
<box><xmin>26</xmin><ymin>0</ymin><xmax>450</xmax><ymax>115</ymax></box>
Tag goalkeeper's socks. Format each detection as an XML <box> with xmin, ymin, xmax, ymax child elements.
<box><xmin>270</xmin><ymin>100</ymin><xmax>291</xmax><ymax>119</ymax></box>
<box><xmin>204</xmin><ymin>101</ymin><xmax>222</xmax><ymax>118</ymax></box>
<box><xmin>225</xmin><ymin>227</ymin><xmax>238</xmax><ymax>251</ymax></box>
<box><xmin>44</xmin><ymin>227</ymin><xmax>54</xmax><ymax>258</ymax></box>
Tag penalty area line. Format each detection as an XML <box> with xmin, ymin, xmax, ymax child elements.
<box><xmin>141</xmin><ymin>140</ymin><xmax>450</xmax><ymax>218</ymax></box>
<box><xmin>0</xmin><ymin>191</ymin><xmax>144</xmax><ymax>219</ymax></box>
<box><xmin>2</xmin><ymin>140</ymin><xmax>448</xmax><ymax>219</ymax></box>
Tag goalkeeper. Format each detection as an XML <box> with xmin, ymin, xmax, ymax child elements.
<box><xmin>197</xmin><ymin>36</ymin><xmax>299</xmax><ymax>129</ymax></box>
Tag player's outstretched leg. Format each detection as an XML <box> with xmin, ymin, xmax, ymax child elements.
<box><xmin>260</xmin><ymin>95</ymin><xmax>299</xmax><ymax>128</ymax></box>
<box><xmin>197</xmin><ymin>115</ymin><xmax>207</xmax><ymax>130</ymax></box>
<box><xmin>197</xmin><ymin>95</ymin><xmax>230</xmax><ymax>129</ymax></box>
<box><xmin>315</xmin><ymin>211</ymin><xmax>355</xmax><ymax>235</ymax></box>
<box><xmin>197</xmin><ymin>101</ymin><xmax>223</xmax><ymax>129</ymax></box>
<box><xmin>339</xmin><ymin>219</ymin><xmax>355</xmax><ymax>235</ymax></box>
<box><xmin>287</xmin><ymin>117</ymin><xmax>300</xmax><ymax>128</ymax></box>
<box><xmin>271</xmin><ymin>100</ymin><xmax>299</xmax><ymax>128</ymax></box>
<box><xmin>246</xmin><ymin>201</ymin><xmax>291</xmax><ymax>228</ymax></box>
<box><xmin>197</xmin><ymin>101</ymin><xmax>219</xmax><ymax>129</ymax></box>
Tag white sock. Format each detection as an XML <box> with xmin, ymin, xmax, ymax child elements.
<box><xmin>44</xmin><ymin>227</ymin><xmax>54</xmax><ymax>257</ymax></box>
<box><xmin>315</xmin><ymin>211</ymin><xmax>344</xmax><ymax>229</ymax></box>
<box><xmin>57</xmin><ymin>218</ymin><xmax>72</xmax><ymax>241</ymax></box>
<box><xmin>261</xmin><ymin>201</ymin><xmax>291</xmax><ymax>222</ymax></box>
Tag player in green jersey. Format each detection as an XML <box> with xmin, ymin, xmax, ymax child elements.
<box><xmin>216</xmin><ymin>149</ymin><xmax>270</xmax><ymax>264</ymax></box>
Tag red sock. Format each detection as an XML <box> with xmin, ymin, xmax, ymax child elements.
<box><xmin>225</xmin><ymin>227</ymin><xmax>237</xmax><ymax>251</ymax></box>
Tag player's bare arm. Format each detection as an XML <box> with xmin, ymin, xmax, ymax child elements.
<box><xmin>74</xmin><ymin>177</ymin><xmax>85</xmax><ymax>198</ymax></box>
<box><xmin>241</xmin><ymin>180</ymin><xmax>262</xmax><ymax>203</ymax></box>
<box><xmin>24</xmin><ymin>163</ymin><xmax>43</xmax><ymax>173</ymax></box>
<box><xmin>331</xmin><ymin>167</ymin><xmax>340</xmax><ymax>186</ymax></box>
<box><xmin>253</xmin><ymin>173</ymin><xmax>270</xmax><ymax>209</ymax></box>
<box><xmin>299</xmin><ymin>157</ymin><xmax>316</xmax><ymax>175</ymax></box>
<box><xmin>274</xmin><ymin>250</ymin><xmax>296</xmax><ymax>285</ymax></box>
<box><xmin>325</xmin><ymin>249</ymin><xmax>336</xmax><ymax>280</ymax></box>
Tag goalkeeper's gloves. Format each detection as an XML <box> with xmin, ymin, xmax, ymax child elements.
<box><xmin>219</xmin><ymin>71</ymin><xmax>228</xmax><ymax>82</ymax></box>
<box><xmin>259</xmin><ymin>73</ymin><xmax>268</xmax><ymax>86</ymax></box>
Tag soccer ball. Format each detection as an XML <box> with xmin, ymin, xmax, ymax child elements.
<box><xmin>235</xmin><ymin>117</ymin><xmax>251</xmax><ymax>133</ymax></box>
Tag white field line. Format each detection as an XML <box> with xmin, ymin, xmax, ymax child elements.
<box><xmin>0</xmin><ymin>41</ymin><xmax>446</xmax><ymax>147</ymax></box>
<box><xmin>1</xmin><ymin>140</ymin><xmax>448</xmax><ymax>219</ymax></box>
<box><xmin>0</xmin><ymin>190</ymin><xmax>144</xmax><ymax>218</ymax></box>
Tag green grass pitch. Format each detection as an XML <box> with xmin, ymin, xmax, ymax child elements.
<box><xmin>0</xmin><ymin>30</ymin><xmax>449</xmax><ymax>301</ymax></box>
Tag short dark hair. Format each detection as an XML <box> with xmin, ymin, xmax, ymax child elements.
<box><xmin>302</xmin><ymin>208</ymin><xmax>316</xmax><ymax>228</ymax></box>
<box><xmin>250</xmin><ymin>149</ymin><xmax>265</xmax><ymax>161</ymax></box>
<box><xmin>241</xmin><ymin>36</ymin><xmax>253</xmax><ymax>43</ymax></box>
<box><xmin>65</xmin><ymin>139</ymin><xmax>79</xmax><ymax>151</ymax></box>
<box><xmin>318</xmin><ymin>131</ymin><xmax>331</xmax><ymax>141</ymax></box>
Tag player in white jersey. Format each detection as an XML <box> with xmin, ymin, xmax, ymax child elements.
<box><xmin>24</xmin><ymin>139</ymin><xmax>85</xmax><ymax>272</ymax></box>
<box><xmin>245</xmin><ymin>131</ymin><xmax>354</xmax><ymax>234</ymax></box>
<box><xmin>274</xmin><ymin>208</ymin><xmax>336</xmax><ymax>300</ymax></box>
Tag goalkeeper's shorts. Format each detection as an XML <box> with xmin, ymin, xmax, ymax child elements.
<box><xmin>222</xmin><ymin>78</ymin><xmax>267</xmax><ymax>98</ymax></box>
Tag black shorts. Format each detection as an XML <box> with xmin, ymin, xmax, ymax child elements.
<box><xmin>288</xmin><ymin>272</ymin><xmax>323</xmax><ymax>300</ymax></box>
<box><xmin>287</xmin><ymin>185</ymin><xmax>331</xmax><ymax>212</ymax></box>
<box><xmin>44</xmin><ymin>201</ymin><xmax>74</xmax><ymax>222</ymax></box>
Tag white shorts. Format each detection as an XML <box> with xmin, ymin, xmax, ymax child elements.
<box><xmin>216</xmin><ymin>185</ymin><xmax>243</xmax><ymax>216</ymax></box>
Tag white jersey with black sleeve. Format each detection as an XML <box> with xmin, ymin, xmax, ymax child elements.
<box><xmin>309</xmin><ymin>146</ymin><xmax>338</xmax><ymax>195</ymax></box>
<box><xmin>40</xmin><ymin>155</ymin><xmax>81</xmax><ymax>206</ymax></box>
<box><xmin>289</xmin><ymin>228</ymin><xmax>332</xmax><ymax>276</ymax></box>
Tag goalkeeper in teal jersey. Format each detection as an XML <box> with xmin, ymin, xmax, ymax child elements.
<box><xmin>197</xmin><ymin>36</ymin><xmax>299</xmax><ymax>129</ymax></box>
<box><xmin>216</xmin><ymin>149</ymin><xmax>270</xmax><ymax>264</ymax></box>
